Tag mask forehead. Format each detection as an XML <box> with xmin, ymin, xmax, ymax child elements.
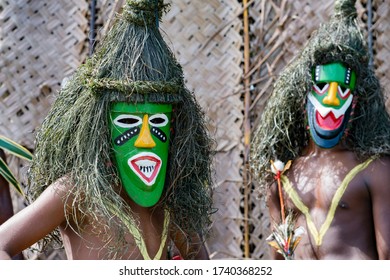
<box><xmin>313</xmin><ymin>62</ymin><xmax>356</xmax><ymax>90</ymax></box>
<box><xmin>111</xmin><ymin>102</ymin><xmax>172</xmax><ymax>114</ymax></box>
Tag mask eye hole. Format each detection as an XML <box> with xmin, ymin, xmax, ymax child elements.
<box><xmin>338</xmin><ymin>85</ymin><xmax>351</xmax><ymax>99</ymax></box>
<box><xmin>149</xmin><ymin>114</ymin><xmax>168</xmax><ymax>127</ymax></box>
<box><xmin>313</xmin><ymin>82</ymin><xmax>329</xmax><ymax>95</ymax></box>
<box><xmin>113</xmin><ymin>115</ymin><xmax>142</xmax><ymax>128</ymax></box>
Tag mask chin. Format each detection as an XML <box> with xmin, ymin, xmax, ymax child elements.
<box><xmin>306</xmin><ymin>100</ymin><xmax>351</xmax><ymax>149</ymax></box>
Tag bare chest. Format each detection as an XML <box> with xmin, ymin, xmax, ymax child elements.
<box><xmin>59</xmin><ymin>211</ymin><xmax>169</xmax><ymax>260</ymax></box>
<box><xmin>280</xmin><ymin>158</ymin><xmax>375</xmax><ymax>258</ymax></box>
<box><xmin>285</xmin><ymin>159</ymin><xmax>369</xmax><ymax>212</ymax></box>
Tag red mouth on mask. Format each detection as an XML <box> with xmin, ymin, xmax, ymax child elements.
<box><xmin>129</xmin><ymin>154</ymin><xmax>161</xmax><ymax>185</ymax></box>
<box><xmin>315</xmin><ymin>111</ymin><xmax>343</xmax><ymax>130</ymax></box>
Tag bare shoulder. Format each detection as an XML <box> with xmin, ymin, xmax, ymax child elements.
<box><xmin>48</xmin><ymin>176</ymin><xmax>74</xmax><ymax>198</ymax></box>
<box><xmin>364</xmin><ymin>155</ymin><xmax>390</xmax><ymax>190</ymax></box>
<box><xmin>372</xmin><ymin>155</ymin><xmax>390</xmax><ymax>167</ymax></box>
<box><xmin>29</xmin><ymin>176</ymin><xmax>77</xmax><ymax>219</ymax></box>
<box><xmin>367</xmin><ymin>156</ymin><xmax>390</xmax><ymax>175</ymax></box>
<box><xmin>0</xmin><ymin>177</ymin><xmax>70</xmax><ymax>257</ymax></box>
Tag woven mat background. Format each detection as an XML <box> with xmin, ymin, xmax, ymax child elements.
<box><xmin>161</xmin><ymin>0</ymin><xmax>246</xmax><ymax>260</ymax></box>
<box><xmin>0</xmin><ymin>0</ymin><xmax>389</xmax><ymax>260</ymax></box>
<box><xmin>0</xmin><ymin>0</ymin><xmax>89</xmax><ymax>148</ymax></box>
<box><xmin>371</xmin><ymin>0</ymin><xmax>390</xmax><ymax>109</ymax></box>
<box><xmin>0</xmin><ymin>0</ymin><xmax>89</xmax><ymax>259</ymax></box>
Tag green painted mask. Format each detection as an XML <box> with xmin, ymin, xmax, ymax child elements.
<box><xmin>109</xmin><ymin>102</ymin><xmax>172</xmax><ymax>207</ymax></box>
<box><xmin>307</xmin><ymin>62</ymin><xmax>356</xmax><ymax>148</ymax></box>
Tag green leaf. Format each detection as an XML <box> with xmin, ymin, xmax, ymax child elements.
<box><xmin>0</xmin><ymin>135</ymin><xmax>32</xmax><ymax>161</ymax></box>
<box><xmin>0</xmin><ymin>157</ymin><xmax>24</xmax><ymax>196</ymax></box>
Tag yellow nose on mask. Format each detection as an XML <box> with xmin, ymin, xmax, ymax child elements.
<box><xmin>323</xmin><ymin>82</ymin><xmax>340</xmax><ymax>106</ymax></box>
<box><xmin>134</xmin><ymin>115</ymin><xmax>156</xmax><ymax>148</ymax></box>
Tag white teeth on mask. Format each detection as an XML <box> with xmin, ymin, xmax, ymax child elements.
<box><xmin>128</xmin><ymin>152</ymin><xmax>162</xmax><ymax>186</ymax></box>
<box><xmin>139</xmin><ymin>165</ymin><xmax>155</xmax><ymax>173</ymax></box>
<box><xmin>136</xmin><ymin>160</ymin><xmax>157</xmax><ymax>177</ymax></box>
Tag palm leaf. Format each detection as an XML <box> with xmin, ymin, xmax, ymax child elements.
<box><xmin>0</xmin><ymin>135</ymin><xmax>32</xmax><ymax>161</ymax></box>
<box><xmin>0</xmin><ymin>157</ymin><xmax>24</xmax><ymax>195</ymax></box>
<box><xmin>0</xmin><ymin>135</ymin><xmax>32</xmax><ymax>196</ymax></box>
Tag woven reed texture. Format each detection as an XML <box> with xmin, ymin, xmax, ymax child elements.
<box><xmin>0</xmin><ymin>0</ymin><xmax>89</xmax><ymax>149</ymax></box>
<box><xmin>0</xmin><ymin>0</ymin><xmax>89</xmax><ymax>260</ymax></box>
<box><xmin>370</xmin><ymin>0</ymin><xmax>390</xmax><ymax>109</ymax></box>
<box><xmin>161</xmin><ymin>0</ymin><xmax>245</xmax><ymax>259</ymax></box>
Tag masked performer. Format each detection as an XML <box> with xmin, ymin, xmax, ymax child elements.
<box><xmin>0</xmin><ymin>0</ymin><xmax>213</xmax><ymax>260</ymax></box>
<box><xmin>251</xmin><ymin>0</ymin><xmax>390</xmax><ymax>259</ymax></box>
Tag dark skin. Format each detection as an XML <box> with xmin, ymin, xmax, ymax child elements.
<box><xmin>0</xmin><ymin>150</ymin><xmax>14</xmax><ymax>226</ymax></box>
<box><xmin>268</xmin><ymin>140</ymin><xmax>390</xmax><ymax>259</ymax></box>
<box><xmin>0</xmin><ymin>150</ymin><xmax>24</xmax><ymax>260</ymax></box>
<box><xmin>0</xmin><ymin>178</ymin><xmax>209</xmax><ymax>260</ymax></box>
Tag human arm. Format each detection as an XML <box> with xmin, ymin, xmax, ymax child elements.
<box><xmin>0</xmin><ymin>180</ymin><xmax>67</xmax><ymax>259</ymax></box>
<box><xmin>191</xmin><ymin>235</ymin><xmax>210</xmax><ymax>260</ymax></box>
<box><xmin>0</xmin><ymin>149</ymin><xmax>25</xmax><ymax>259</ymax></box>
<box><xmin>367</xmin><ymin>156</ymin><xmax>390</xmax><ymax>259</ymax></box>
<box><xmin>171</xmin><ymin>229</ymin><xmax>210</xmax><ymax>260</ymax></box>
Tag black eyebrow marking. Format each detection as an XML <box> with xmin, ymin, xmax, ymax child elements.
<box><xmin>150</xmin><ymin>127</ymin><xmax>167</xmax><ymax>143</ymax></box>
<box><xmin>114</xmin><ymin>127</ymin><xmax>140</xmax><ymax>146</ymax></box>
<box><xmin>344</xmin><ymin>68</ymin><xmax>352</xmax><ymax>85</ymax></box>
<box><xmin>314</xmin><ymin>65</ymin><xmax>321</xmax><ymax>82</ymax></box>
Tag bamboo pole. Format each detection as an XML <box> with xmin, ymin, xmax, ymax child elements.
<box><xmin>367</xmin><ymin>0</ymin><xmax>373</xmax><ymax>68</ymax></box>
<box><xmin>102</xmin><ymin>0</ymin><xmax>125</xmax><ymax>36</ymax></box>
<box><xmin>89</xmin><ymin>0</ymin><xmax>97</xmax><ymax>56</ymax></box>
<box><xmin>242</xmin><ymin>0</ymin><xmax>251</xmax><ymax>259</ymax></box>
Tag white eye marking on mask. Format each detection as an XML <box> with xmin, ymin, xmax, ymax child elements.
<box><xmin>114</xmin><ymin>114</ymin><xmax>142</xmax><ymax>128</ymax></box>
<box><xmin>338</xmin><ymin>86</ymin><xmax>351</xmax><ymax>99</ymax></box>
<box><xmin>148</xmin><ymin>114</ymin><xmax>168</xmax><ymax>127</ymax></box>
<box><xmin>313</xmin><ymin>83</ymin><xmax>329</xmax><ymax>95</ymax></box>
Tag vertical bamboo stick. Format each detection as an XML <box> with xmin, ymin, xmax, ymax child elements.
<box><xmin>242</xmin><ymin>0</ymin><xmax>251</xmax><ymax>259</ymax></box>
<box><xmin>89</xmin><ymin>0</ymin><xmax>97</xmax><ymax>56</ymax></box>
<box><xmin>367</xmin><ymin>0</ymin><xmax>373</xmax><ymax>68</ymax></box>
<box><xmin>102</xmin><ymin>0</ymin><xmax>126</xmax><ymax>36</ymax></box>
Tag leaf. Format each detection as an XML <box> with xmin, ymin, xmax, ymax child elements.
<box><xmin>0</xmin><ymin>135</ymin><xmax>32</xmax><ymax>161</ymax></box>
<box><xmin>283</xmin><ymin>160</ymin><xmax>292</xmax><ymax>172</ymax></box>
<box><xmin>0</xmin><ymin>157</ymin><xmax>24</xmax><ymax>195</ymax></box>
<box><xmin>266</xmin><ymin>212</ymin><xmax>305</xmax><ymax>259</ymax></box>
<box><xmin>0</xmin><ymin>135</ymin><xmax>31</xmax><ymax>196</ymax></box>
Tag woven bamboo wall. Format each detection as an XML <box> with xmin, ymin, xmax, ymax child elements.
<box><xmin>0</xmin><ymin>0</ymin><xmax>389</xmax><ymax>260</ymax></box>
<box><xmin>0</xmin><ymin>0</ymin><xmax>89</xmax><ymax>259</ymax></box>
<box><xmin>372</xmin><ymin>0</ymin><xmax>390</xmax><ymax>109</ymax></box>
<box><xmin>162</xmin><ymin>1</ymin><xmax>245</xmax><ymax>260</ymax></box>
<box><xmin>0</xmin><ymin>0</ymin><xmax>89</xmax><ymax>149</ymax></box>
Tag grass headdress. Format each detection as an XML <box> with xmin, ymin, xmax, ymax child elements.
<box><xmin>28</xmin><ymin>0</ymin><xmax>214</xmax><ymax>258</ymax></box>
<box><xmin>251</xmin><ymin>0</ymin><xmax>390</xmax><ymax>195</ymax></box>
